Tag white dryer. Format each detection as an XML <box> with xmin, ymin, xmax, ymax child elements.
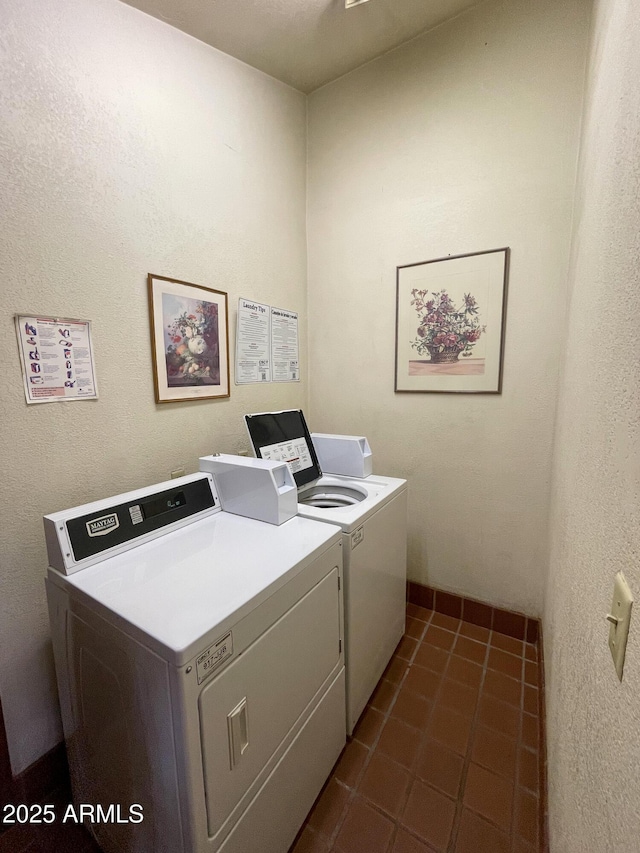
<box><xmin>44</xmin><ymin>473</ymin><xmax>345</xmax><ymax>853</ymax></box>
<box><xmin>244</xmin><ymin>410</ymin><xmax>407</xmax><ymax>735</ymax></box>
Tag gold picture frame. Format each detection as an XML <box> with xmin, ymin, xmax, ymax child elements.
<box><xmin>147</xmin><ymin>274</ymin><xmax>230</xmax><ymax>403</ymax></box>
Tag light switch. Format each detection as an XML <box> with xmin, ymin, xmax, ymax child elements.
<box><xmin>607</xmin><ymin>571</ymin><xmax>633</xmax><ymax>681</ymax></box>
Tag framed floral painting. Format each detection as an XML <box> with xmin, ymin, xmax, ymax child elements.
<box><xmin>395</xmin><ymin>248</ymin><xmax>509</xmax><ymax>394</ymax></box>
<box><xmin>147</xmin><ymin>274</ymin><xmax>230</xmax><ymax>403</ymax></box>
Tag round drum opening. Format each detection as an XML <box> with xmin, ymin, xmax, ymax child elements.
<box><xmin>299</xmin><ymin>485</ymin><xmax>367</xmax><ymax>508</ymax></box>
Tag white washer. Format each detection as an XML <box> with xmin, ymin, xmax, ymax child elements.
<box><xmin>44</xmin><ymin>473</ymin><xmax>345</xmax><ymax>853</ymax></box>
<box><xmin>244</xmin><ymin>410</ymin><xmax>407</xmax><ymax>735</ymax></box>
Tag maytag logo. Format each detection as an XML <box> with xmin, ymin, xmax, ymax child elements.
<box><xmin>86</xmin><ymin>513</ymin><xmax>120</xmax><ymax>537</ymax></box>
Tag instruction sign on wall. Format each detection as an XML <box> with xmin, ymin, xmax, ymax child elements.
<box><xmin>235</xmin><ymin>299</ymin><xmax>271</xmax><ymax>384</ymax></box>
<box><xmin>270</xmin><ymin>307</ymin><xmax>299</xmax><ymax>382</ymax></box>
<box><xmin>15</xmin><ymin>315</ymin><xmax>98</xmax><ymax>404</ymax></box>
<box><xmin>235</xmin><ymin>299</ymin><xmax>299</xmax><ymax>384</ymax></box>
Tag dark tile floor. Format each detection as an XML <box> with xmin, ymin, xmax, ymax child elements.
<box><xmin>1</xmin><ymin>602</ymin><xmax>543</xmax><ymax>853</ymax></box>
<box><xmin>291</xmin><ymin>602</ymin><xmax>543</xmax><ymax>853</ymax></box>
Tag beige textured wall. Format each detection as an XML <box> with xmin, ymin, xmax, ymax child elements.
<box><xmin>0</xmin><ymin>0</ymin><xmax>307</xmax><ymax>773</ymax></box>
<box><xmin>306</xmin><ymin>0</ymin><xmax>590</xmax><ymax>617</ymax></box>
<box><xmin>544</xmin><ymin>1</ymin><xmax>640</xmax><ymax>848</ymax></box>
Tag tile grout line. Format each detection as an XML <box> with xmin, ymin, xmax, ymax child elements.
<box><xmin>508</xmin><ymin>628</ymin><xmax>527</xmax><ymax>851</ymax></box>
<box><xmin>445</xmin><ymin>627</ymin><xmax>492</xmax><ymax>853</ymax></box>
<box><xmin>345</xmin><ymin>607</ymin><xmax>469</xmax><ymax>853</ymax></box>
<box><xmin>392</xmin><ymin>593</ymin><xmax>542</xmax><ymax>848</ymax></box>
<box><xmin>322</xmin><ymin>606</ymin><xmax>435</xmax><ymax>852</ymax></box>
<box><xmin>537</xmin><ymin>628</ymin><xmax>547</xmax><ymax>853</ymax></box>
<box><xmin>411</xmin><ymin>612</ymin><xmax>528</xmax><ymax>847</ymax></box>
<box><xmin>383</xmin><ymin>609</ymin><xmax>435</xmax><ymax>853</ymax></box>
<box><xmin>310</xmin><ymin>605</ymin><xmax>540</xmax><ymax>853</ymax></box>
<box><xmin>372</xmin><ymin>607</ymin><xmax>436</xmax><ymax>853</ymax></box>
<box><xmin>389</xmin><ymin>612</ymin><xmax>467</xmax><ymax>853</ymax></box>
<box><xmin>450</xmin><ymin>625</ymin><xmax>533</xmax><ymax>850</ymax></box>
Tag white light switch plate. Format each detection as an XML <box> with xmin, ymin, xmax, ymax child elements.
<box><xmin>608</xmin><ymin>571</ymin><xmax>633</xmax><ymax>681</ymax></box>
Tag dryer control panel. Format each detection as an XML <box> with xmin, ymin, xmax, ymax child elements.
<box><xmin>44</xmin><ymin>473</ymin><xmax>220</xmax><ymax>575</ymax></box>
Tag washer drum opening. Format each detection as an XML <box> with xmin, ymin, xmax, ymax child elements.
<box><xmin>298</xmin><ymin>485</ymin><xmax>367</xmax><ymax>508</ymax></box>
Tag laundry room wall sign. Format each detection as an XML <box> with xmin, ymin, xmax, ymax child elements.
<box><xmin>235</xmin><ymin>297</ymin><xmax>300</xmax><ymax>384</ymax></box>
<box><xmin>14</xmin><ymin>314</ymin><xmax>98</xmax><ymax>404</ymax></box>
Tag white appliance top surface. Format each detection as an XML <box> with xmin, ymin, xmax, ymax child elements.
<box><xmin>297</xmin><ymin>474</ymin><xmax>406</xmax><ymax>532</ymax></box>
<box><xmin>48</xmin><ymin>512</ymin><xmax>341</xmax><ymax>662</ymax></box>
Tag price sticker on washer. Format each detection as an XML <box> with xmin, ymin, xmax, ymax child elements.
<box><xmin>196</xmin><ymin>631</ymin><xmax>233</xmax><ymax>684</ymax></box>
<box><xmin>351</xmin><ymin>526</ymin><xmax>364</xmax><ymax>549</ymax></box>
<box><xmin>260</xmin><ymin>438</ymin><xmax>314</xmax><ymax>474</ymax></box>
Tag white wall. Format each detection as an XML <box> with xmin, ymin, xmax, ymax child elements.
<box><xmin>544</xmin><ymin>1</ymin><xmax>640</xmax><ymax>849</ymax></box>
<box><xmin>306</xmin><ymin>0</ymin><xmax>590</xmax><ymax>617</ymax></box>
<box><xmin>0</xmin><ymin>0</ymin><xmax>307</xmax><ymax>774</ymax></box>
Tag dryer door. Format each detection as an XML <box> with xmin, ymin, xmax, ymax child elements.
<box><xmin>198</xmin><ymin>566</ymin><xmax>341</xmax><ymax>843</ymax></box>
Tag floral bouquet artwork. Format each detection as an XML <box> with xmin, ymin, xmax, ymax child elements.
<box><xmin>395</xmin><ymin>248</ymin><xmax>508</xmax><ymax>393</ymax></box>
<box><xmin>148</xmin><ymin>274</ymin><xmax>229</xmax><ymax>403</ymax></box>
<box><xmin>410</xmin><ymin>288</ymin><xmax>486</xmax><ymax>366</ymax></box>
<box><xmin>162</xmin><ymin>294</ymin><xmax>220</xmax><ymax>387</ymax></box>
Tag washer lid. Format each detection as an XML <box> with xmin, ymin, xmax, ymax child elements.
<box><xmin>47</xmin><ymin>511</ymin><xmax>341</xmax><ymax>666</ymax></box>
<box><xmin>244</xmin><ymin>409</ymin><xmax>322</xmax><ymax>489</ymax></box>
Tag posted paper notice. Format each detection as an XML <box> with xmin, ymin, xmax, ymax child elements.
<box><xmin>15</xmin><ymin>315</ymin><xmax>98</xmax><ymax>404</ymax></box>
<box><xmin>235</xmin><ymin>299</ymin><xmax>271</xmax><ymax>384</ymax></box>
<box><xmin>271</xmin><ymin>307</ymin><xmax>299</xmax><ymax>382</ymax></box>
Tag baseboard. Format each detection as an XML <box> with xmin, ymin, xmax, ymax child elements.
<box><xmin>406</xmin><ymin>580</ymin><xmax>540</xmax><ymax>642</ymax></box>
